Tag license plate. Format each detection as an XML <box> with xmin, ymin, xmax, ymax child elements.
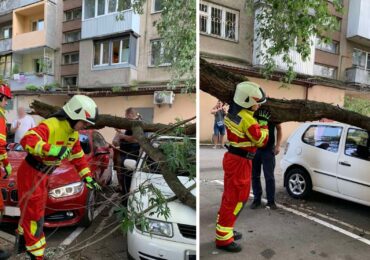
<box><xmin>4</xmin><ymin>206</ymin><xmax>21</xmax><ymax>217</ymax></box>
<box><xmin>185</xmin><ymin>250</ymin><xmax>196</xmax><ymax>260</ymax></box>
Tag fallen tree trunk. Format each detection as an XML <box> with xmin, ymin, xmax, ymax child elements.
<box><xmin>30</xmin><ymin>100</ymin><xmax>196</xmax><ymax>209</ymax></box>
<box><xmin>200</xmin><ymin>58</ymin><xmax>370</xmax><ymax>131</ymax></box>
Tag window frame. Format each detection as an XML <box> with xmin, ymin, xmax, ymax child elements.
<box><xmin>93</xmin><ymin>36</ymin><xmax>132</xmax><ymax>67</ymax></box>
<box><xmin>0</xmin><ymin>26</ymin><xmax>12</xmax><ymax>40</ymax></box>
<box><xmin>64</xmin><ymin>8</ymin><xmax>82</xmax><ymax>22</ymax></box>
<box><xmin>83</xmin><ymin>0</ymin><xmax>132</xmax><ymax>20</ymax></box>
<box><xmin>152</xmin><ymin>0</ymin><xmax>163</xmax><ymax>14</ymax></box>
<box><xmin>199</xmin><ymin>1</ymin><xmax>239</xmax><ymax>42</ymax></box>
<box><xmin>63</xmin><ymin>52</ymin><xmax>80</xmax><ymax>65</ymax></box>
<box><xmin>313</xmin><ymin>63</ymin><xmax>337</xmax><ymax>79</ymax></box>
<box><xmin>64</xmin><ymin>30</ymin><xmax>81</xmax><ymax>43</ymax></box>
<box><xmin>352</xmin><ymin>48</ymin><xmax>370</xmax><ymax>70</ymax></box>
<box><xmin>344</xmin><ymin>128</ymin><xmax>370</xmax><ymax>161</ymax></box>
<box><xmin>301</xmin><ymin>125</ymin><xmax>343</xmax><ymax>153</ymax></box>
<box><xmin>31</xmin><ymin>19</ymin><xmax>44</xmax><ymax>32</ymax></box>
<box><xmin>62</xmin><ymin>76</ymin><xmax>78</xmax><ymax>88</ymax></box>
<box><xmin>0</xmin><ymin>54</ymin><xmax>12</xmax><ymax>78</ymax></box>
<box><xmin>315</xmin><ymin>37</ymin><xmax>339</xmax><ymax>54</ymax></box>
<box><xmin>149</xmin><ymin>39</ymin><xmax>171</xmax><ymax>67</ymax></box>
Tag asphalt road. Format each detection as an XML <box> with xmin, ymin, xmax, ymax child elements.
<box><xmin>200</xmin><ymin>146</ymin><xmax>370</xmax><ymax>260</ymax></box>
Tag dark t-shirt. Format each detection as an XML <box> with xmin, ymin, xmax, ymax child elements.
<box><xmin>119</xmin><ymin>129</ymin><xmax>140</xmax><ymax>158</ymax></box>
<box><xmin>260</xmin><ymin>122</ymin><xmax>276</xmax><ymax>151</ymax></box>
<box><xmin>214</xmin><ymin>109</ymin><xmax>226</xmax><ymax>125</ymax></box>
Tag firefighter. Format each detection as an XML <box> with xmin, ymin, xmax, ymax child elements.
<box><xmin>0</xmin><ymin>83</ymin><xmax>12</xmax><ymax>260</ymax></box>
<box><xmin>215</xmin><ymin>82</ymin><xmax>270</xmax><ymax>252</ymax></box>
<box><xmin>15</xmin><ymin>95</ymin><xmax>101</xmax><ymax>260</ymax></box>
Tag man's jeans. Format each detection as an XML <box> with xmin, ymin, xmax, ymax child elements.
<box><xmin>252</xmin><ymin>148</ymin><xmax>276</xmax><ymax>203</ymax></box>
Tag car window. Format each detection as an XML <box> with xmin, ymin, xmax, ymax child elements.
<box><xmin>92</xmin><ymin>131</ymin><xmax>108</xmax><ymax>150</ymax></box>
<box><xmin>302</xmin><ymin>125</ymin><xmax>342</xmax><ymax>153</ymax></box>
<box><xmin>79</xmin><ymin>133</ymin><xmax>91</xmax><ymax>154</ymax></box>
<box><xmin>345</xmin><ymin>128</ymin><xmax>370</xmax><ymax>161</ymax></box>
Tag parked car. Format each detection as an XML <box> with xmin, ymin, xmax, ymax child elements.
<box><xmin>281</xmin><ymin>122</ymin><xmax>370</xmax><ymax>206</ymax></box>
<box><xmin>124</xmin><ymin>136</ymin><xmax>196</xmax><ymax>260</ymax></box>
<box><xmin>0</xmin><ymin>130</ymin><xmax>113</xmax><ymax>227</ymax></box>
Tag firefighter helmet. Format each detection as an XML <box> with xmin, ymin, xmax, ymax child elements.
<box><xmin>0</xmin><ymin>83</ymin><xmax>12</xmax><ymax>99</ymax></box>
<box><xmin>63</xmin><ymin>95</ymin><xmax>98</xmax><ymax>125</ymax></box>
<box><xmin>233</xmin><ymin>81</ymin><xmax>266</xmax><ymax>108</ymax></box>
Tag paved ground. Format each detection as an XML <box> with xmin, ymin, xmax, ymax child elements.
<box><xmin>200</xmin><ymin>146</ymin><xmax>370</xmax><ymax>260</ymax></box>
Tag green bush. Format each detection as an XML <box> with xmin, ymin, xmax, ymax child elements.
<box><xmin>25</xmin><ymin>84</ymin><xmax>39</xmax><ymax>91</ymax></box>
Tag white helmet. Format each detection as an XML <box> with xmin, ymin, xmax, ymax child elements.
<box><xmin>233</xmin><ymin>81</ymin><xmax>266</xmax><ymax>108</ymax></box>
<box><xmin>63</xmin><ymin>95</ymin><xmax>98</xmax><ymax>125</ymax></box>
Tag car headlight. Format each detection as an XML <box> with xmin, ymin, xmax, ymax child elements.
<box><xmin>49</xmin><ymin>182</ymin><xmax>84</xmax><ymax>199</ymax></box>
<box><xmin>137</xmin><ymin>218</ymin><xmax>173</xmax><ymax>238</ymax></box>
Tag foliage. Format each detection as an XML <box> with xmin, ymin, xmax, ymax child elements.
<box><xmin>12</xmin><ymin>64</ymin><xmax>20</xmax><ymax>75</ymax></box>
<box><xmin>44</xmin><ymin>82</ymin><xmax>60</xmax><ymax>91</ymax></box>
<box><xmin>119</xmin><ymin>0</ymin><xmax>196</xmax><ymax>92</ymax></box>
<box><xmin>112</xmin><ymin>86</ymin><xmax>123</xmax><ymax>92</ymax></box>
<box><xmin>247</xmin><ymin>0</ymin><xmax>343</xmax><ymax>84</ymax></box>
<box><xmin>344</xmin><ymin>96</ymin><xmax>370</xmax><ymax>116</ymax></box>
<box><xmin>25</xmin><ymin>84</ymin><xmax>39</xmax><ymax>91</ymax></box>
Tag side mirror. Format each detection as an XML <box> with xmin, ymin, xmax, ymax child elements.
<box><xmin>124</xmin><ymin>159</ymin><xmax>137</xmax><ymax>171</ymax></box>
<box><xmin>94</xmin><ymin>147</ymin><xmax>110</xmax><ymax>156</ymax></box>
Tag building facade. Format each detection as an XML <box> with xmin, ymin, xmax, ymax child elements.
<box><xmin>200</xmin><ymin>0</ymin><xmax>369</xmax><ymax>143</ymax></box>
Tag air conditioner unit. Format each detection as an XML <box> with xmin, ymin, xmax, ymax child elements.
<box><xmin>153</xmin><ymin>91</ymin><xmax>175</xmax><ymax>105</ymax></box>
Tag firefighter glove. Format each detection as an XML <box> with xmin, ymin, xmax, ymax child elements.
<box><xmin>256</xmin><ymin>109</ymin><xmax>271</xmax><ymax>126</ymax></box>
<box><xmin>83</xmin><ymin>176</ymin><xmax>102</xmax><ymax>191</ymax></box>
<box><xmin>48</xmin><ymin>145</ymin><xmax>71</xmax><ymax>160</ymax></box>
<box><xmin>3</xmin><ymin>163</ymin><xmax>12</xmax><ymax>179</ymax></box>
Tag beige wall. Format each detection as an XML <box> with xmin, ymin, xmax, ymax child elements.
<box><xmin>8</xmin><ymin>93</ymin><xmax>195</xmax><ymax>145</ymax></box>
<box><xmin>200</xmin><ymin>77</ymin><xmax>345</xmax><ymax>144</ymax></box>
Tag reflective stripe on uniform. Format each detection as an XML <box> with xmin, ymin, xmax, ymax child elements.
<box><xmin>30</xmin><ymin>220</ymin><xmax>37</xmax><ymax>236</ymax></box>
<box><xmin>29</xmin><ymin>247</ymin><xmax>45</xmax><ymax>257</ymax></box>
<box><xmin>18</xmin><ymin>225</ymin><xmax>24</xmax><ymax>235</ymax></box>
<box><xmin>69</xmin><ymin>150</ymin><xmax>84</xmax><ymax>160</ymax></box>
<box><xmin>26</xmin><ymin>237</ymin><xmax>46</xmax><ymax>251</ymax></box>
<box><xmin>216</xmin><ymin>224</ymin><xmax>233</xmax><ymax>233</ymax></box>
<box><xmin>224</xmin><ymin>118</ymin><xmax>245</xmax><ymax>138</ymax></box>
<box><xmin>0</xmin><ymin>153</ymin><xmax>7</xmax><ymax>160</ymax></box>
<box><xmin>0</xmin><ymin>133</ymin><xmax>6</xmax><ymax>141</ymax></box>
<box><xmin>233</xmin><ymin>202</ymin><xmax>243</xmax><ymax>216</ymax></box>
<box><xmin>79</xmin><ymin>167</ymin><xmax>90</xmax><ymax>178</ymax></box>
<box><xmin>229</xmin><ymin>141</ymin><xmax>254</xmax><ymax>148</ymax></box>
<box><xmin>216</xmin><ymin>224</ymin><xmax>233</xmax><ymax>241</ymax></box>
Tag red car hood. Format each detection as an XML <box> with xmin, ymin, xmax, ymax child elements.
<box><xmin>3</xmin><ymin>150</ymin><xmax>84</xmax><ymax>189</ymax></box>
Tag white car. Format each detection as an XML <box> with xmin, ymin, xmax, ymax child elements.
<box><xmin>281</xmin><ymin>122</ymin><xmax>370</xmax><ymax>206</ymax></box>
<box><xmin>125</xmin><ymin>137</ymin><xmax>196</xmax><ymax>260</ymax></box>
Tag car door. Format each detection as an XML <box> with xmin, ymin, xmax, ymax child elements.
<box><xmin>301</xmin><ymin>125</ymin><xmax>343</xmax><ymax>193</ymax></box>
<box><xmin>337</xmin><ymin>128</ymin><xmax>370</xmax><ymax>203</ymax></box>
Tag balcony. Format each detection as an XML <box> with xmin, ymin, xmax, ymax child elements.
<box><xmin>8</xmin><ymin>73</ymin><xmax>55</xmax><ymax>91</ymax></box>
<box><xmin>81</xmin><ymin>9</ymin><xmax>140</xmax><ymax>39</ymax></box>
<box><xmin>0</xmin><ymin>0</ymin><xmax>42</xmax><ymax>16</ymax></box>
<box><xmin>347</xmin><ymin>0</ymin><xmax>370</xmax><ymax>46</ymax></box>
<box><xmin>345</xmin><ymin>67</ymin><xmax>370</xmax><ymax>86</ymax></box>
<box><xmin>0</xmin><ymin>38</ymin><xmax>12</xmax><ymax>53</ymax></box>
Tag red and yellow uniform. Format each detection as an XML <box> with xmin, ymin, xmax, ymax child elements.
<box><xmin>0</xmin><ymin>107</ymin><xmax>10</xmax><ymax>213</ymax></box>
<box><xmin>17</xmin><ymin>117</ymin><xmax>92</xmax><ymax>259</ymax></box>
<box><xmin>216</xmin><ymin>109</ymin><xmax>269</xmax><ymax>247</ymax></box>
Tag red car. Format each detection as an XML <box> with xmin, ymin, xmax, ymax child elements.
<box><xmin>0</xmin><ymin>130</ymin><xmax>112</xmax><ymax>228</ymax></box>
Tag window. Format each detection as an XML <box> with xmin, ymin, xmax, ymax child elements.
<box><xmin>64</xmin><ymin>8</ymin><xmax>82</xmax><ymax>21</ymax></box>
<box><xmin>345</xmin><ymin>129</ymin><xmax>370</xmax><ymax>161</ymax></box>
<box><xmin>199</xmin><ymin>2</ymin><xmax>239</xmax><ymax>41</ymax></box>
<box><xmin>150</xmin><ymin>39</ymin><xmax>171</xmax><ymax>66</ymax></box>
<box><xmin>64</xmin><ymin>31</ymin><xmax>81</xmax><ymax>43</ymax></box>
<box><xmin>315</xmin><ymin>38</ymin><xmax>338</xmax><ymax>54</ymax></box>
<box><xmin>33</xmin><ymin>58</ymin><xmax>52</xmax><ymax>74</ymax></box>
<box><xmin>0</xmin><ymin>55</ymin><xmax>12</xmax><ymax>77</ymax></box>
<box><xmin>0</xmin><ymin>26</ymin><xmax>12</xmax><ymax>40</ymax></box>
<box><xmin>84</xmin><ymin>0</ymin><xmax>131</xmax><ymax>19</ymax></box>
<box><xmin>63</xmin><ymin>53</ymin><xmax>79</xmax><ymax>65</ymax></box>
<box><xmin>31</xmin><ymin>19</ymin><xmax>44</xmax><ymax>31</ymax></box>
<box><xmin>62</xmin><ymin>76</ymin><xmax>78</xmax><ymax>87</ymax></box>
<box><xmin>313</xmin><ymin>63</ymin><xmax>337</xmax><ymax>79</ymax></box>
<box><xmin>94</xmin><ymin>36</ymin><xmax>134</xmax><ymax>66</ymax></box>
<box><xmin>302</xmin><ymin>125</ymin><xmax>342</xmax><ymax>153</ymax></box>
<box><xmin>352</xmin><ymin>49</ymin><xmax>370</xmax><ymax>70</ymax></box>
<box><xmin>152</xmin><ymin>0</ymin><xmax>163</xmax><ymax>13</ymax></box>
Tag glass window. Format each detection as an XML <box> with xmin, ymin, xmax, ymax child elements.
<box><xmin>302</xmin><ymin>125</ymin><xmax>342</xmax><ymax>153</ymax></box>
<box><xmin>0</xmin><ymin>55</ymin><xmax>12</xmax><ymax>77</ymax></box>
<box><xmin>94</xmin><ymin>42</ymin><xmax>100</xmax><ymax>65</ymax></box>
<box><xmin>225</xmin><ymin>12</ymin><xmax>236</xmax><ymax>40</ymax></box>
<box><xmin>315</xmin><ymin>38</ymin><xmax>338</xmax><ymax>54</ymax></box>
<box><xmin>345</xmin><ymin>129</ymin><xmax>370</xmax><ymax>161</ymax></box>
<box><xmin>153</xmin><ymin>0</ymin><xmax>163</xmax><ymax>12</ymax></box>
<box><xmin>150</xmin><ymin>39</ymin><xmax>170</xmax><ymax>66</ymax></box>
<box><xmin>63</xmin><ymin>53</ymin><xmax>79</xmax><ymax>64</ymax></box>
<box><xmin>121</xmin><ymin>38</ymin><xmax>130</xmax><ymax>63</ymax></box>
<box><xmin>112</xmin><ymin>39</ymin><xmax>120</xmax><ymax>63</ymax></box>
<box><xmin>64</xmin><ymin>8</ymin><xmax>82</xmax><ymax>21</ymax></box>
<box><xmin>84</xmin><ymin>0</ymin><xmax>95</xmax><ymax>19</ymax></box>
<box><xmin>313</xmin><ymin>63</ymin><xmax>337</xmax><ymax>79</ymax></box>
<box><xmin>71</xmin><ymin>53</ymin><xmax>79</xmax><ymax>63</ymax></box>
<box><xmin>0</xmin><ymin>27</ymin><xmax>12</xmax><ymax>40</ymax></box>
<box><xmin>31</xmin><ymin>19</ymin><xmax>44</xmax><ymax>31</ymax></box>
<box><xmin>65</xmin><ymin>10</ymin><xmax>73</xmax><ymax>21</ymax></box>
<box><xmin>94</xmin><ymin>37</ymin><xmax>131</xmax><ymax>66</ymax></box>
<box><xmin>64</xmin><ymin>31</ymin><xmax>81</xmax><ymax>43</ymax></box>
<box><xmin>62</xmin><ymin>76</ymin><xmax>78</xmax><ymax>87</ymax></box>
<box><xmin>352</xmin><ymin>49</ymin><xmax>366</xmax><ymax>68</ymax></box>
<box><xmin>108</xmin><ymin>0</ymin><xmax>117</xmax><ymax>13</ymax></box>
<box><xmin>211</xmin><ymin>7</ymin><xmax>222</xmax><ymax>36</ymax></box>
<box><xmin>98</xmin><ymin>0</ymin><xmax>105</xmax><ymax>16</ymax></box>
<box><xmin>102</xmin><ymin>41</ymin><xmax>109</xmax><ymax>64</ymax></box>
<box><xmin>118</xmin><ymin>0</ymin><xmax>131</xmax><ymax>11</ymax></box>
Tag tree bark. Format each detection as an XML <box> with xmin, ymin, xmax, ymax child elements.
<box><xmin>29</xmin><ymin>100</ymin><xmax>196</xmax><ymax>209</ymax></box>
<box><xmin>200</xmin><ymin>58</ymin><xmax>370</xmax><ymax>131</ymax></box>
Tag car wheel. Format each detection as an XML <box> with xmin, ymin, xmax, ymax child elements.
<box><xmin>285</xmin><ymin>167</ymin><xmax>312</xmax><ymax>199</ymax></box>
<box><xmin>79</xmin><ymin>189</ymin><xmax>95</xmax><ymax>227</ymax></box>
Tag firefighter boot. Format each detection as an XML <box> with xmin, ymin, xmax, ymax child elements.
<box><xmin>233</xmin><ymin>230</ymin><xmax>242</xmax><ymax>240</ymax></box>
<box><xmin>216</xmin><ymin>241</ymin><xmax>242</xmax><ymax>253</ymax></box>
<box><xmin>14</xmin><ymin>233</ymin><xmax>26</xmax><ymax>254</ymax></box>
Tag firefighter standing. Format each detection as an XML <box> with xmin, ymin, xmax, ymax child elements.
<box><xmin>0</xmin><ymin>84</ymin><xmax>12</xmax><ymax>260</ymax></box>
<box><xmin>215</xmin><ymin>82</ymin><xmax>270</xmax><ymax>252</ymax></box>
<box><xmin>15</xmin><ymin>95</ymin><xmax>101</xmax><ymax>260</ymax></box>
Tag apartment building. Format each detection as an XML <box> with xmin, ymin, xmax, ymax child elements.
<box><xmin>0</xmin><ymin>0</ymin><xmax>195</xmax><ymax>141</ymax></box>
<box><xmin>199</xmin><ymin>0</ymin><xmax>369</xmax><ymax>142</ymax></box>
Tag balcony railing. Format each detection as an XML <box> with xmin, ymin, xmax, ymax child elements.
<box><xmin>8</xmin><ymin>73</ymin><xmax>55</xmax><ymax>91</ymax></box>
<box><xmin>345</xmin><ymin>67</ymin><xmax>370</xmax><ymax>86</ymax></box>
<box><xmin>12</xmin><ymin>30</ymin><xmax>45</xmax><ymax>51</ymax></box>
<box><xmin>0</xmin><ymin>38</ymin><xmax>12</xmax><ymax>53</ymax></box>
<box><xmin>81</xmin><ymin>9</ymin><xmax>140</xmax><ymax>39</ymax></box>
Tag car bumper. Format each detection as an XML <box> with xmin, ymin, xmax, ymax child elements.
<box><xmin>127</xmin><ymin>227</ymin><xmax>196</xmax><ymax>260</ymax></box>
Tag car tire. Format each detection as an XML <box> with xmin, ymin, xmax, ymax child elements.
<box><xmin>79</xmin><ymin>189</ymin><xmax>95</xmax><ymax>227</ymax></box>
<box><xmin>285</xmin><ymin>167</ymin><xmax>312</xmax><ymax>199</ymax></box>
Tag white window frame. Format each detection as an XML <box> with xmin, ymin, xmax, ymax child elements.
<box><xmin>82</xmin><ymin>0</ymin><xmax>132</xmax><ymax>20</ymax></box>
<box><xmin>313</xmin><ymin>63</ymin><xmax>337</xmax><ymax>79</ymax></box>
<box><xmin>352</xmin><ymin>48</ymin><xmax>370</xmax><ymax>70</ymax></box>
<box><xmin>315</xmin><ymin>37</ymin><xmax>338</xmax><ymax>54</ymax></box>
<box><xmin>63</xmin><ymin>53</ymin><xmax>79</xmax><ymax>65</ymax></box>
<box><xmin>64</xmin><ymin>30</ymin><xmax>81</xmax><ymax>43</ymax></box>
<box><xmin>31</xmin><ymin>19</ymin><xmax>44</xmax><ymax>32</ymax></box>
<box><xmin>94</xmin><ymin>37</ymin><xmax>130</xmax><ymax>67</ymax></box>
<box><xmin>199</xmin><ymin>1</ymin><xmax>239</xmax><ymax>41</ymax></box>
<box><xmin>64</xmin><ymin>8</ymin><xmax>82</xmax><ymax>22</ymax></box>
<box><xmin>149</xmin><ymin>39</ymin><xmax>171</xmax><ymax>67</ymax></box>
<box><xmin>151</xmin><ymin>0</ymin><xmax>163</xmax><ymax>14</ymax></box>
